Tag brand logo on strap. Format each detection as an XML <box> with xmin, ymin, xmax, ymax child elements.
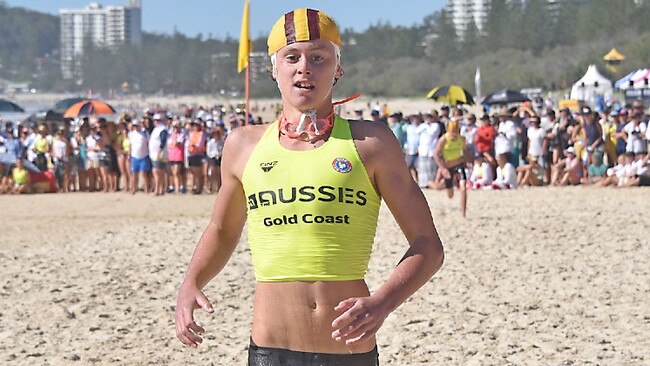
<box><xmin>332</xmin><ymin>157</ymin><xmax>352</xmax><ymax>173</ymax></box>
<box><xmin>260</xmin><ymin>161</ymin><xmax>277</xmax><ymax>172</ymax></box>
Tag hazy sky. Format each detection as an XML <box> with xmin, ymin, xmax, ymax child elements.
<box><xmin>7</xmin><ymin>0</ymin><xmax>446</xmax><ymax>39</ymax></box>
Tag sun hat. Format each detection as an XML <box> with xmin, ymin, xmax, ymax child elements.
<box><xmin>267</xmin><ymin>8</ymin><xmax>342</xmax><ymax>55</ymax></box>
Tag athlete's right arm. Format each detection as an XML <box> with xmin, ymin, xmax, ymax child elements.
<box><xmin>175</xmin><ymin>128</ymin><xmax>250</xmax><ymax>347</ymax></box>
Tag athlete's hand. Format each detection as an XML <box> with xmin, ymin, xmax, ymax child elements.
<box><xmin>441</xmin><ymin>167</ymin><xmax>451</xmax><ymax>179</ymax></box>
<box><xmin>331</xmin><ymin>295</ymin><xmax>389</xmax><ymax>347</ymax></box>
<box><xmin>175</xmin><ymin>283</ymin><xmax>214</xmax><ymax>347</ymax></box>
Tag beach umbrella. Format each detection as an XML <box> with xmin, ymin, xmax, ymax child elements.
<box><xmin>426</xmin><ymin>85</ymin><xmax>474</xmax><ymax>106</ymax></box>
<box><xmin>482</xmin><ymin>89</ymin><xmax>530</xmax><ymax>105</ymax></box>
<box><xmin>63</xmin><ymin>100</ymin><xmax>116</xmax><ymax>118</ymax></box>
<box><xmin>52</xmin><ymin>97</ymin><xmax>87</xmax><ymax>112</ymax></box>
<box><xmin>0</xmin><ymin>98</ymin><xmax>25</xmax><ymax>113</ymax></box>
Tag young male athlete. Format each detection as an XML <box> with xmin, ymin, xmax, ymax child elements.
<box><xmin>175</xmin><ymin>8</ymin><xmax>444</xmax><ymax>366</ymax></box>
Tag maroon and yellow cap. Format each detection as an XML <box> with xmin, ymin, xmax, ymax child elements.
<box><xmin>267</xmin><ymin>8</ymin><xmax>342</xmax><ymax>55</ymax></box>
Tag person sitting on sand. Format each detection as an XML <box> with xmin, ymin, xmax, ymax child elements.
<box><xmin>516</xmin><ymin>155</ymin><xmax>544</xmax><ymax>187</ymax></box>
<box><xmin>467</xmin><ymin>153</ymin><xmax>493</xmax><ymax>190</ymax></box>
<box><xmin>175</xmin><ymin>8</ymin><xmax>444</xmax><ymax>366</ymax></box>
<box><xmin>621</xmin><ymin>151</ymin><xmax>650</xmax><ymax>187</ymax></box>
<box><xmin>490</xmin><ymin>153</ymin><xmax>517</xmax><ymax>190</ymax></box>
<box><xmin>551</xmin><ymin>146</ymin><xmax>582</xmax><ymax>186</ymax></box>
<box><xmin>581</xmin><ymin>151</ymin><xmax>608</xmax><ymax>185</ymax></box>
<box><xmin>10</xmin><ymin>156</ymin><xmax>31</xmax><ymax>194</ymax></box>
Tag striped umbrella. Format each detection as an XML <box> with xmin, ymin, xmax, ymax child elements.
<box><xmin>63</xmin><ymin>100</ymin><xmax>116</xmax><ymax>118</ymax></box>
<box><xmin>425</xmin><ymin>85</ymin><xmax>474</xmax><ymax>106</ymax></box>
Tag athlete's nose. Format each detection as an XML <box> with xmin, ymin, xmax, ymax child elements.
<box><xmin>296</xmin><ymin>56</ymin><xmax>311</xmax><ymax>75</ymax></box>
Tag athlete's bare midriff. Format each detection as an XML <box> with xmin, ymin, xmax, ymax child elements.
<box><xmin>251</xmin><ymin>280</ymin><xmax>376</xmax><ymax>354</ymax></box>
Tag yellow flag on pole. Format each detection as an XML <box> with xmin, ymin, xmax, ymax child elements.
<box><xmin>237</xmin><ymin>0</ymin><xmax>251</xmax><ymax>73</ymax></box>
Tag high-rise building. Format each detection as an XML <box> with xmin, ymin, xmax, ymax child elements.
<box><xmin>445</xmin><ymin>0</ymin><xmax>565</xmax><ymax>38</ymax></box>
<box><xmin>60</xmin><ymin>1</ymin><xmax>142</xmax><ymax>79</ymax></box>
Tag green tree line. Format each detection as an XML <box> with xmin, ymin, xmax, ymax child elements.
<box><xmin>1</xmin><ymin>0</ymin><xmax>649</xmax><ymax>98</ymax></box>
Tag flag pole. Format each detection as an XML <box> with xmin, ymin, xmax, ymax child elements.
<box><xmin>245</xmin><ymin>63</ymin><xmax>250</xmax><ymax>126</ymax></box>
<box><xmin>237</xmin><ymin>0</ymin><xmax>251</xmax><ymax>125</ymax></box>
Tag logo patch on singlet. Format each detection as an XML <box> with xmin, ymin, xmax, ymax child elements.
<box><xmin>332</xmin><ymin>157</ymin><xmax>352</xmax><ymax>173</ymax></box>
<box><xmin>260</xmin><ymin>161</ymin><xmax>277</xmax><ymax>172</ymax></box>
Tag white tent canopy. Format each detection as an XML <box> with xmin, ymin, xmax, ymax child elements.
<box><xmin>615</xmin><ymin>68</ymin><xmax>650</xmax><ymax>90</ymax></box>
<box><xmin>570</xmin><ymin>65</ymin><xmax>613</xmax><ymax>107</ymax></box>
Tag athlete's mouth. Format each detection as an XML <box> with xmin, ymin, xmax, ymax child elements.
<box><xmin>294</xmin><ymin>82</ymin><xmax>315</xmax><ymax>90</ymax></box>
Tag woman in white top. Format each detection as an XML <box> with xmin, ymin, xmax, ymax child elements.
<box><xmin>51</xmin><ymin>128</ymin><xmax>72</xmax><ymax>192</ymax></box>
<box><xmin>205</xmin><ymin>124</ymin><xmax>226</xmax><ymax>193</ymax></box>
<box><xmin>491</xmin><ymin>153</ymin><xmax>517</xmax><ymax>189</ymax></box>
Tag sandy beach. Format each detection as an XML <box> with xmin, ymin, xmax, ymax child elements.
<box><xmin>1</xmin><ymin>186</ymin><xmax>648</xmax><ymax>365</ymax></box>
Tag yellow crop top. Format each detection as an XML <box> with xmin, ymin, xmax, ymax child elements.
<box><xmin>241</xmin><ymin>116</ymin><xmax>381</xmax><ymax>282</ymax></box>
<box><xmin>442</xmin><ymin>133</ymin><xmax>464</xmax><ymax>161</ymax></box>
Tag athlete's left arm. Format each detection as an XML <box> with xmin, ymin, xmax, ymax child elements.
<box><xmin>332</xmin><ymin>122</ymin><xmax>444</xmax><ymax>347</ymax></box>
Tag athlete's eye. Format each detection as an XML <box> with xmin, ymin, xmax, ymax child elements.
<box><xmin>285</xmin><ymin>55</ymin><xmax>299</xmax><ymax>63</ymax></box>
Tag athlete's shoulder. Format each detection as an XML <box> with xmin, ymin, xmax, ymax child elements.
<box><xmin>347</xmin><ymin>119</ymin><xmax>395</xmax><ymax>143</ymax></box>
<box><xmin>225</xmin><ymin>123</ymin><xmax>272</xmax><ymax>149</ymax></box>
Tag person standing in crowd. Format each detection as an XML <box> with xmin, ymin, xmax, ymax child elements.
<box><xmin>603</xmin><ymin>109</ymin><xmax>619</xmax><ymax>167</ymax></box>
<box><xmin>128</xmin><ymin>119</ymin><xmax>151</xmax><ymax>194</ymax></box>
<box><xmin>495</xmin><ymin>107</ymin><xmax>517</xmax><ymax>165</ymax></box>
<box><xmin>205</xmin><ymin>123</ymin><xmax>226</xmax><ymax>194</ymax></box>
<box><xmin>416</xmin><ymin>112</ymin><xmax>442</xmax><ymax>189</ymax></box>
<box><xmin>51</xmin><ymin>128</ymin><xmax>72</xmax><ymax>192</ymax></box>
<box><xmin>175</xmin><ymin>9</ymin><xmax>444</xmax><ymax>365</ymax></box>
<box><xmin>187</xmin><ymin>121</ymin><xmax>206</xmax><ymax>194</ymax></box>
<box><xmin>434</xmin><ymin>120</ymin><xmax>468</xmax><ymax>217</ymax></box>
<box><xmin>573</xmin><ymin>106</ymin><xmax>604</xmax><ymax>177</ymax></box>
<box><xmin>149</xmin><ymin>113</ymin><xmax>169</xmax><ymax>196</ymax></box>
<box><xmin>85</xmin><ymin>122</ymin><xmax>102</xmax><ymax>192</ymax></box>
<box><xmin>72</xmin><ymin>122</ymin><xmax>90</xmax><ymax>192</ymax></box>
<box><xmin>387</xmin><ymin>113</ymin><xmax>407</xmax><ymax>152</ymax></box>
<box><xmin>622</xmin><ymin>111</ymin><xmax>647</xmax><ymax>155</ymax></box>
<box><xmin>460</xmin><ymin>113</ymin><xmax>478</xmax><ymax>160</ymax></box>
<box><xmin>32</xmin><ymin>124</ymin><xmax>51</xmax><ymax>172</ymax></box>
<box><xmin>475</xmin><ymin>114</ymin><xmax>496</xmax><ymax>167</ymax></box>
<box><xmin>116</xmin><ymin>121</ymin><xmax>132</xmax><ymax>193</ymax></box>
<box><xmin>404</xmin><ymin>113</ymin><xmax>422</xmax><ymax>182</ymax></box>
<box><xmin>168</xmin><ymin>119</ymin><xmax>187</xmax><ymax>194</ymax></box>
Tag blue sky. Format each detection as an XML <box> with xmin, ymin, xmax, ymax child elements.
<box><xmin>7</xmin><ymin>0</ymin><xmax>446</xmax><ymax>39</ymax></box>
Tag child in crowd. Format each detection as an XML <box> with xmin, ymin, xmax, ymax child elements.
<box><xmin>581</xmin><ymin>151</ymin><xmax>608</xmax><ymax>185</ymax></box>
<box><xmin>467</xmin><ymin>153</ymin><xmax>493</xmax><ymax>190</ymax></box>
<box><xmin>490</xmin><ymin>153</ymin><xmax>517</xmax><ymax>189</ymax></box>
<box><xmin>10</xmin><ymin>157</ymin><xmax>31</xmax><ymax>194</ymax></box>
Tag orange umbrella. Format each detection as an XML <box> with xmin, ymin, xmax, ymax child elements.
<box><xmin>63</xmin><ymin>100</ymin><xmax>116</xmax><ymax>118</ymax></box>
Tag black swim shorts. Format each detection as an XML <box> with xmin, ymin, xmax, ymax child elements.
<box><xmin>248</xmin><ymin>341</ymin><xmax>379</xmax><ymax>366</ymax></box>
<box><xmin>444</xmin><ymin>163</ymin><xmax>468</xmax><ymax>189</ymax></box>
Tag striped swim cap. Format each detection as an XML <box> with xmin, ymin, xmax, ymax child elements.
<box><xmin>267</xmin><ymin>8</ymin><xmax>342</xmax><ymax>55</ymax></box>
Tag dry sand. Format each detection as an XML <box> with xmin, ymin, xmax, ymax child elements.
<box><xmin>1</xmin><ymin>186</ymin><xmax>648</xmax><ymax>365</ymax></box>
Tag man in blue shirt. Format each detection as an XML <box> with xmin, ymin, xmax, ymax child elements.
<box><xmin>388</xmin><ymin>113</ymin><xmax>407</xmax><ymax>152</ymax></box>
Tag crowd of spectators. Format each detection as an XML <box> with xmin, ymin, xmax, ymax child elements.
<box><xmin>0</xmin><ymin>104</ymin><xmax>256</xmax><ymax>195</ymax></box>
<box><xmin>1</xmin><ymin>98</ymin><xmax>649</xmax><ymax>195</ymax></box>
<box><xmin>385</xmin><ymin>99</ymin><xmax>650</xmax><ymax>191</ymax></box>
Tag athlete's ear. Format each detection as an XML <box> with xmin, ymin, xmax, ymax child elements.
<box><xmin>333</xmin><ymin>66</ymin><xmax>344</xmax><ymax>85</ymax></box>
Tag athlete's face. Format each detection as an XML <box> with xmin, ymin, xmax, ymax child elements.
<box><xmin>275</xmin><ymin>39</ymin><xmax>341</xmax><ymax>114</ymax></box>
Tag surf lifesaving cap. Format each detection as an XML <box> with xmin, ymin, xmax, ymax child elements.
<box><xmin>267</xmin><ymin>8</ymin><xmax>342</xmax><ymax>55</ymax></box>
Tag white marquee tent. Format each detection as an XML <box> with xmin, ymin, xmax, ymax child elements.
<box><xmin>570</xmin><ymin>65</ymin><xmax>613</xmax><ymax>107</ymax></box>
